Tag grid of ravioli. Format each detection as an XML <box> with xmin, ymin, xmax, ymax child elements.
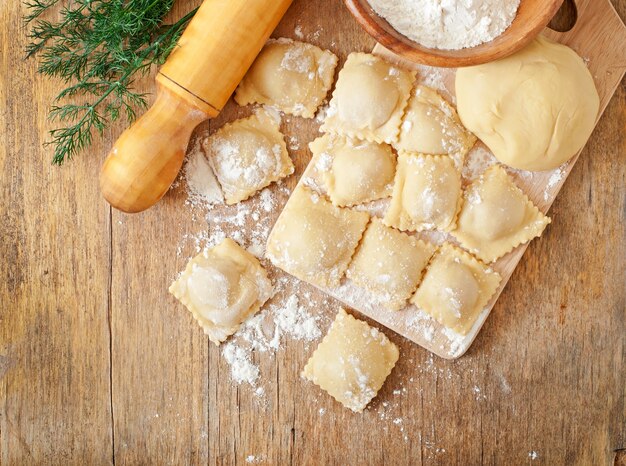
<box><xmin>302</xmin><ymin>308</ymin><xmax>399</xmax><ymax>412</ymax></box>
<box><xmin>267</xmin><ymin>51</ymin><xmax>555</xmax><ymax>343</ymax></box>
<box><xmin>169</xmin><ymin>238</ymin><xmax>273</xmax><ymax>345</ymax></box>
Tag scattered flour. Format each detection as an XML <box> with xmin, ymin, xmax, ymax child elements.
<box><xmin>543</xmin><ymin>165</ymin><xmax>566</xmax><ymax>201</ymax></box>
<box><xmin>294</xmin><ymin>24</ymin><xmax>304</xmax><ymax>40</ymax></box>
<box><xmin>184</xmin><ymin>141</ymin><xmax>223</xmax><ymax>208</ymax></box>
<box><xmin>368</xmin><ymin>0</ymin><xmax>521</xmax><ymax>50</ymax></box>
<box><xmin>223</xmin><ymin>343</ymin><xmax>260</xmax><ymax>385</ymax></box>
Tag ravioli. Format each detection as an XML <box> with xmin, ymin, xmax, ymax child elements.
<box><xmin>321</xmin><ymin>53</ymin><xmax>415</xmax><ymax>144</ymax></box>
<box><xmin>384</xmin><ymin>153</ymin><xmax>462</xmax><ymax>232</ymax></box>
<box><xmin>395</xmin><ymin>85</ymin><xmax>476</xmax><ymax>162</ymax></box>
<box><xmin>302</xmin><ymin>308</ymin><xmax>399</xmax><ymax>412</ymax></box>
<box><xmin>411</xmin><ymin>243</ymin><xmax>501</xmax><ymax>336</ymax></box>
<box><xmin>235</xmin><ymin>38</ymin><xmax>338</xmax><ymax>118</ymax></box>
<box><xmin>203</xmin><ymin>107</ymin><xmax>293</xmax><ymax>204</ymax></box>
<box><xmin>266</xmin><ymin>186</ymin><xmax>370</xmax><ymax>288</ymax></box>
<box><xmin>169</xmin><ymin>238</ymin><xmax>273</xmax><ymax>345</ymax></box>
<box><xmin>452</xmin><ymin>165</ymin><xmax>551</xmax><ymax>262</ymax></box>
<box><xmin>309</xmin><ymin>134</ymin><xmax>396</xmax><ymax>207</ymax></box>
<box><xmin>347</xmin><ymin>218</ymin><xmax>435</xmax><ymax>310</ymax></box>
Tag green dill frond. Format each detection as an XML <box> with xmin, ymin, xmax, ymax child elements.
<box><xmin>24</xmin><ymin>0</ymin><xmax>198</xmax><ymax>164</ymax></box>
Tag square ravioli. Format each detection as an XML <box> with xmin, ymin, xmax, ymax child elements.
<box><xmin>235</xmin><ymin>38</ymin><xmax>338</xmax><ymax>118</ymax></box>
<box><xmin>384</xmin><ymin>153</ymin><xmax>462</xmax><ymax>232</ymax></box>
<box><xmin>394</xmin><ymin>85</ymin><xmax>476</xmax><ymax>162</ymax></box>
<box><xmin>203</xmin><ymin>107</ymin><xmax>293</xmax><ymax>204</ymax></box>
<box><xmin>321</xmin><ymin>53</ymin><xmax>415</xmax><ymax>144</ymax></box>
<box><xmin>302</xmin><ymin>308</ymin><xmax>399</xmax><ymax>412</ymax></box>
<box><xmin>452</xmin><ymin>165</ymin><xmax>551</xmax><ymax>263</ymax></box>
<box><xmin>347</xmin><ymin>218</ymin><xmax>436</xmax><ymax>310</ymax></box>
<box><xmin>169</xmin><ymin>238</ymin><xmax>273</xmax><ymax>345</ymax></box>
<box><xmin>266</xmin><ymin>186</ymin><xmax>370</xmax><ymax>288</ymax></box>
<box><xmin>309</xmin><ymin>133</ymin><xmax>396</xmax><ymax>207</ymax></box>
<box><xmin>411</xmin><ymin>243</ymin><xmax>501</xmax><ymax>336</ymax></box>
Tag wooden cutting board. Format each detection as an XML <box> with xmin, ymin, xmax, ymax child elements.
<box><xmin>291</xmin><ymin>0</ymin><xmax>626</xmax><ymax>358</ymax></box>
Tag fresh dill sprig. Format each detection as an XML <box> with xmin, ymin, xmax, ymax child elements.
<box><xmin>25</xmin><ymin>0</ymin><xmax>198</xmax><ymax>164</ymax></box>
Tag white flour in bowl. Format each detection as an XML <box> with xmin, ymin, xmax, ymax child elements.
<box><xmin>367</xmin><ymin>0</ymin><xmax>521</xmax><ymax>50</ymax></box>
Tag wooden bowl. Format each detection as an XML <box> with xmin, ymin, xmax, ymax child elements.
<box><xmin>344</xmin><ymin>0</ymin><xmax>565</xmax><ymax>67</ymax></box>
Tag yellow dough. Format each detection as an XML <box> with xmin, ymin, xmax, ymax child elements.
<box><xmin>169</xmin><ymin>238</ymin><xmax>273</xmax><ymax>345</ymax></box>
<box><xmin>411</xmin><ymin>243</ymin><xmax>501</xmax><ymax>336</ymax></box>
<box><xmin>203</xmin><ymin>108</ymin><xmax>293</xmax><ymax>204</ymax></box>
<box><xmin>235</xmin><ymin>38</ymin><xmax>338</xmax><ymax>118</ymax></box>
<box><xmin>395</xmin><ymin>85</ymin><xmax>476</xmax><ymax>159</ymax></box>
<box><xmin>321</xmin><ymin>53</ymin><xmax>415</xmax><ymax>144</ymax></box>
<box><xmin>266</xmin><ymin>186</ymin><xmax>370</xmax><ymax>288</ymax></box>
<box><xmin>452</xmin><ymin>165</ymin><xmax>551</xmax><ymax>263</ymax></box>
<box><xmin>302</xmin><ymin>308</ymin><xmax>399</xmax><ymax>413</ymax></box>
<box><xmin>347</xmin><ymin>218</ymin><xmax>435</xmax><ymax>310</ymax></box>
<box><xmin>384</xmin><ymin>153</ymin><xmax>462</xmax><ymax>232</ymax></box>
<box><xmin>456</xmin><ymin>35</ymin><xmax>599</xmax><ymax>171</ymax></box>
<box><xmin>309</xmin><ymin>134</ymin><xmax>396</xmax><ymax>207</ymax></box>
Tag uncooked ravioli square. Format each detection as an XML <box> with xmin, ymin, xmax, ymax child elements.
<box><xmin>203</xmin><ymin>107</ymin><xmax>293</xmax><ymax>204</ymax></box>
<box><xmin>301</xmin><ymin>308</ymin><xmax>399</xmax><ymax>412</ymax></box>
<box><xmin>265</xmin><ymin>186</ymin><xmax>369</xmax><ymax>288</ymax></box>
<box><xmin>321</xmin><ymin>52</ymin><xmax>415</xmax><ymax>144</ymax></box>
<box><xmin>235</xmin><ymin>38</ymin><xmax>338</xmax><ymax>118</ymax></box>
<box><xmin>347</xmin><ymin>218</ymin><xmax>435</xmax><ymax>310</ymax></box>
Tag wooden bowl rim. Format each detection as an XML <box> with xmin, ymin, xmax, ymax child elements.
<box><xmin>344</xmin><ymin>0</ymin><xmax>565</xmax><ymax>67</ymax></box>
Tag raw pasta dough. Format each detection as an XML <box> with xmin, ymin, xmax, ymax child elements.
<box><xmin>395</xmin><ymin>85</ymin><xmax>476</xmax><ymax>160</ymax></box>
<box><xmin>347</xmin><ymin>218</ymin><xmax>435</xmax><ymax>310</ymax></box>
<box><xmin>302</xmin><ymin>308</ymin><xmax>399</xmax><ymax>412</ymax></box>
<box><xmin>266</xmin><ymin>186</ymin><xmax>370</xmax><ymax>288</ymax></box>
<box><xmin>456</xmin><ymin>35</ymin><xmax>599</xmax><ymax>171</ymax></box>
<box><xmin>203</xmin><ymin>107</ymin><xmax>293</xmax><ymax>204</ymax></box>
<box><xmin>384</xmin><ymin>153</ymin><xmax>462</xmax><ymax>232</ymax></box>
<box><xmin>452</xmin><ymin>165</ymin><xmax>551</xmax><ymax>263</ymax></box>
<box><xmin>309</xmin><ymin>134</ymin><xmax>396</xmax><ymax>207</ymax></box>
<box><xmin>169</xmin><ymin>238</ymin><xmax>273</xmax><ymax>345</ymax></box>
<box><xmin>321</xmin><ymin>53</ymin><xmax>415</xmax><ymax>144</ymax></box>
<box><xmin>235</xmin><ymin>38</ymin><xmax>338</xmax><ymax>118</ymax></box>
<box><xmin>411</xmin><ymin>243</ymin><xmax>501</xmax><ymax>336</ymax></box>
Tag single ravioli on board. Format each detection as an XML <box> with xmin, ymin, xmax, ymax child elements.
<box><xmin>394</xmin><ymin>85</ymin><xmax>476</xmax><ymax>163</ymax></box>
<box><xmin>169</xmin><ymin>238</ymin><xmax>273</xmax><ymax>345</ymax></box>
<box><xmin>309</xmin><ymin>133</ymin><xmax>396</xmax><ymax>207</ymax></box>
<box><xmin>347</xmin><ymin>218</ymin><xmax>436</xmax><ymax>310</ymax></box>
<box><xmin>302</xmin><ymin>308</ymin><xmax>399</xmax><ymax>413</ymax></box>
<box><xmin>266</xmin><ymin>186</ymin><xmax>370</xmax><ymax>288</ymax></box>
<box><xmin>235</xmin><ymin>38</ymin><xmax>338</xmax><ymax>118</ymax></box>
<box><xmin>321</xmin><ymin>52</ymin><xmax>415</xmax><ymax>144</ymax></box>
<box><xmin>411</xmin><ymin>243</ymin><xmax>501</xmax><ymax>336</ymax></box>
<box><xmin>452</xmin><ymin>165</ymin><xmax>551</xmax><ymax>263</ymax></box>
<box><xmin>384</xmin><ymin>153</ymin><xmax>462</xmax><ymax>232</ymax></box>
<box><xmin>203</xmin><ymin>107</ymin><xmax>293</xmax><ymax>204</ymax></box>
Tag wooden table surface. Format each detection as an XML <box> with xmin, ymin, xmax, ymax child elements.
<box><xmin>1</xmin><ymin>0</ymin><xmax>625</xmax><ymax>464</ymax></box>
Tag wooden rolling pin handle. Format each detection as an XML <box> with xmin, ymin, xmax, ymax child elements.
<box><xmin>99</xmin><ymin>82</ymin><xmax>215</xmax><ymax>213</ymax></box>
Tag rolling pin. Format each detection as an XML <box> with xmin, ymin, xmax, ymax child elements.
<box><xmin>100</xmin><ymin>0</ymin><xmax>293</xmax><ymax>213</ymax></box>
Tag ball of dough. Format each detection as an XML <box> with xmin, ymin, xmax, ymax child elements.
<box><xmin>456</xmin><ymin>35</ymin><xmax>599</xmax><ymax>171</ymax></box>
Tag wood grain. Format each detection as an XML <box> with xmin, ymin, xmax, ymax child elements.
<box><xmin>1</xmin><ymin>0</ymin><xmax>624</xmax><ymax>464</ymax></box>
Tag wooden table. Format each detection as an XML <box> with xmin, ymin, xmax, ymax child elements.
<box><xmin>1</xmin><ymin>0</ymin><xmax>624</xmax><ymax>464</ymax></box>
